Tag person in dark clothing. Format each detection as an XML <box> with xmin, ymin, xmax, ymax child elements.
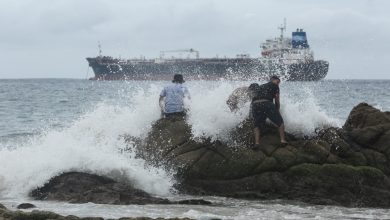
<box><xmin>249</xmin><ymin>76</ymin><xmax>287</xmax><ymax>148</ymax></box>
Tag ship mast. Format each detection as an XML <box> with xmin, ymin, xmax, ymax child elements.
<box><xmin>278</xmin><ymin>18</ymin><xmax>287</xmax><ymax>41</ymax></box>
<box><xmin>98</xmin><ymin>41</ymin><xmax>102</xmax><ymax>57</ymax></box>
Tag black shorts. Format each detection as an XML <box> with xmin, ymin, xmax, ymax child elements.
<box><xmin>251</xmin><ymin>101</ymin><xmax>284</xmax><ymax>129</ymax></box>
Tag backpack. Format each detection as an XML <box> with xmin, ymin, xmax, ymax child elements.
<box><xmin>251</xmin><ymin>82</ymin><xmax>274</xmax><ymax>101</ymax></box>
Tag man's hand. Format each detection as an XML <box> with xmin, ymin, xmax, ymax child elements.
<box><xmin>227</xmin><ymin>100</ymin><xmax>238</xmax><ymax>112</ymax></box>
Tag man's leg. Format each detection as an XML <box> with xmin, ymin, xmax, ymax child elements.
<box><xmin>278</xmin><ymin>123</ymin><xmax>287</xmax><ymax>143</ymax></box>
<box><xmin>251</xmin><ymin>103</ymin><xmax>265</xmax><ymax>147</ymax></box>
<box><xmin>267</xmin><ymin>102</ymin><xmax>287</xmax><ymax>143</ymax></box>
<box><xmin>254</xmin><ymin>127</ymin><xmax>261</xmax><ymax>145</ymax></box>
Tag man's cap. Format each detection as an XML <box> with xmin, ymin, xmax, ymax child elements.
<box><xmin>172</xmin><ymin>74</ymin><xmax>185</xmax><ymax>83</ymax></box>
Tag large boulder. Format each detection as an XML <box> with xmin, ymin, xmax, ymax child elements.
<box><xmin>31</xmin><ymin>172</ymin><xmax>167</xmax><ymax>205</ymax></box>
<box><xmin>136</xmin><ymin>103</ymin><xmax>390</xmax><ymax>207</ymax></box>
<box><xmin>31</xmin><ymin>172</ymin><xmax>211</xmax><ymax>206</ymax></box>
<box><xmin>16</xmin><ymin>203</ymin><xmax>36</xmax><ymax>209</ymax></box>
<box><xmin>344</xmin><ymin>102</ymin><xmax>390</xmax><ymax>130</ymax></box>
<box><xmin>343</xmin><ymin>103</ymin><xmax>390</xmax><ymax>151</ymax></box>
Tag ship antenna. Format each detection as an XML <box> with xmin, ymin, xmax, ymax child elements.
<box><xmin>278</xmin><ymin>18</ymin><xmax>287</xmax><ymax>41</ymax></box>
<box><xmin>98</xmin><ymin>41</ymin><xmax>102</xmax><ymax>57</ymax></box>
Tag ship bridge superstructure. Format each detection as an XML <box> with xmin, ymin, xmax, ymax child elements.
<box><xmin>260</xmin><ymin>20</ymin><xmax>314</xmax><ymax>64</ymax></box>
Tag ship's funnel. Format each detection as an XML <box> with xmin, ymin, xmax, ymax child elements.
<box><xmin>292</xmin><ymin>30</ymin><xmax>309</xmax><ymax>48</ymax></box>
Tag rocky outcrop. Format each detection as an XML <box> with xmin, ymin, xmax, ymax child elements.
<box><xmin>31</xmin><ymin>172</ymin><xmax>211</xmax><ymax>206</ymax></box>
<box><xmin>0</xmin><ymin>203</ymin><xmax>194</xmax><ymax>220</ymax></box>
<box><xmin>16</xmin><ymin>203</ymin><xmax>36</xmax><ymax>209</ymax></box>
<box><xmin>138</xmin><ymin>103</ymin><xmax>390</xmax><ymax>207</ymax></box>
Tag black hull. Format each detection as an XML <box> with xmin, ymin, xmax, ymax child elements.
<box><xmin>86</xmin><ymin>58</ymin><xmax>328</xmax><ymax>81</ymax></box>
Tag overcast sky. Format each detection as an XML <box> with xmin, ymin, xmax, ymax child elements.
<box><xmin>0</xmin><ymin>0</ymin><xmax>389</xmax><ymax>79</ymax></box>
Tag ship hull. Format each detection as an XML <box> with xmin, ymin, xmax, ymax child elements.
<box><xmin>86</xmin><ymin>58</ymin><xmax>328</xmax><ymax>81</ymax></box>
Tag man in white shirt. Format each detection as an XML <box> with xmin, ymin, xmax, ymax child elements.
<box><xmin>159</xmin><ymin>74</ymin><xmax>190</xmax><ymax>118</ymax></box>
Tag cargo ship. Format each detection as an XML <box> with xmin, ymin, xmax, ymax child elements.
<box><xmin>86</xmin><ymin>21</ymin><xmax>328</xmax><ymax>81</ymax></box>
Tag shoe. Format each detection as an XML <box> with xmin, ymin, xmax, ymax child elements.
<box><xmin>280</xmin><ymin>141</ymin><xmax>289</xmax><ymax>147</ymax></box>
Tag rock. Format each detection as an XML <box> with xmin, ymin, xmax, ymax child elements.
<box><xmin>0</xmin><ymin>204</ymin><xmax>195</xmax><ymax>220</ymax></box>
<box><xmin>134</xmin><ymin>103</ymin><xmax>390</xmax><ymax>207</ymax></box>
<box><xmin>317</xmin><ymin>127</ymin><xmax>355</xmax><ymax>156</ymax></box>
<box><xmin>173</xmin><ymin>199</ymin><xmax>212</xmax><ymax>205</ymax></box>
<box><xmin>349</xmin><ymin>126</ymin><xmax>388</xmax><ymax>147</ymax></box>
<box><xmin>272</xmin><ymin>147</ymin><xmax>297</xmax><ymax>170</ymax></box>
<box><xmin>79</xmin><ymin>218</ymin><xmax>104</xmax><ymax>220</ymax></box>
<box><xmin>30</xmin><ymin>172</ymin><xmax>211</xmax><ymax>206</ymax></box>
<box><xmin>344</xmin><ymin>102</ymin><xmax>390</xmax><ymax>130</ymax></box>
<box><xmin>361</xmin><ymin>149</ymin><xmax>389</xmax><ymax>173</ymax></box>
<box><xmin>343</xmin><ymin>151</ymin><xmax>367</xmax><ymax>166</ymax></box>
<box><xmin>118</xmin><ymin>218</ymin><xmax>194</xmax><ymax>220</ymax></box>
<box><xmin>0</xmin><ymin>203</ymin><xmax>6</xmax><ymax>210</ymax></box>
<box><xmin>16</xmin><ymin>203</ymin><xmax>36</xmax><ymax>209</ymax></box>
<box><xmin>253</xmin><ymin>157</ymin><xmax>279</xmax><ymax>173</ymax></box>
<box><xmin>295</xmin><ymin>140</ymin><xmax>330</xmax><ymax>164</ymax></box>
<box><xmin>343</xmin><ymin>103</ymin><xmax>390</xmax><ymax>149</ymax></box>
<box><xmin>287</xmin><ymin>164</ymin><xmax>390</xmax><ymax>207</ymax></box>
<box><xmin>0</xmin><ymin>209</ymin><xmax>62</xmax><ymax>220</ymax></box>
<box><xmin>31</xmin><ymin>172</ymin><xmax>167</xmax><ymax>205</ymax></box>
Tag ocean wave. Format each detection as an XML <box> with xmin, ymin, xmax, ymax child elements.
<box><xmin>0</xmin><ymin>86</ymin><xmax>173</xmax><ymax>199</ymax></box>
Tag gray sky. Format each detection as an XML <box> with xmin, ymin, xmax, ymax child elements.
<box><xmin>0</xmin><ymin>0</ymin><xmax>389</xmax><ymax>79</ymax></box>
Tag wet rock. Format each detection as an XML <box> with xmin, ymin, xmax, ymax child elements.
<box><xmin>343</xmin><ymin>103</ymin><xmax>390</xmax><ymax>149</ymax></box>
<box><xmin>135</xmin><ymin>103</ymin><xmax>390</xmax><ymax>207</ymax></box>
<box><xmin>361</xmin><ymin>149</ymin><xmax>389</xmax><ymax>173</ymax></box>
<box><xmin>30</xmin><ymin>172</ymin><xmax>211</xmax><ymax>206</ymax></box>
<box><xmin>173</xmin><ymin>199</ymin><xmax>212</xmax><ymax>205</ymax></box>
<box><xmin>31</xmin><ymin>172</ymin><xmax>164</xmax><ymax>205</ymax></box>
<box><xmin>344</xmin><ymin>103</ymin><xmax>390</xmax><ymax>130</ymax></box>
<box><xmin>272</xmin><ymin>147</ymin><xmax>297</xmax><ymax>170</ymax></box>
<box><xmin>79</xmin><ymin>218</ymin><xmax>104</xmax><ymax>220</ymax></box>
<box><xmin>295</xmin><ymin>140</ymin><xmax>330</xmax><ymax>164</ymax></box>
<box><xmin>0</xmin><ymin>204</ymin><xmax>195</xmax><ymax>220</ymax></box>
<box><xmin>285</xmin><ymin>164</ymin><xmax>390</xmax><ymax>207</ymax></box>
<box><xmin>16</xmin><ymin>203</ymin><xmax>36</xmax><ymax>209</ymax></box>
<box><xmin>253</xmin><ymin>157</ymin><xmax>279</xmax><ymax>173</ymax></box>
<box><xmin>118</xmin><ymin>218</ymin><xmax>194</xmax><ymax>220</ymax></box>
<box><xmin>0</xmin><ymin>203</ymin><xmax>6</xmax><ymax>209</ymax></box>
<box><xmin>0</xmin><ymin>209</ymin><xmax>62</xmax><ymax>220</ymax></box>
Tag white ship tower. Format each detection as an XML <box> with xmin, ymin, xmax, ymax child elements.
<box><xmin>260</xmin><ymin>19</ymin><xmax>314</xmax><ymax>65</ymax></box>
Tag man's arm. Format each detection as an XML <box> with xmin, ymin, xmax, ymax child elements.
<box><xmin>159</xmin><ymin>88</ymin><xmax>166</xmax><ymax>112</ymax></box>
<box><xmin>226</xmin><ymin>96</ymin><xmax>239</xmax><ymax>112</ymax></box>
<box><xmin>226</xmin><ymin>87</ymin><xmax>250</xmax><ymax>112</ymax></box>
<box><xmin>274</xmin><ymin>93</ymin><xmax>280</xmax><ymax>111</ymax></box>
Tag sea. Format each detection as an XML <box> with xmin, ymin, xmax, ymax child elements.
<box><xmin>0</xmin><ymin>78</ymin><xmax>390</xmax><ymax>220</ymax></box>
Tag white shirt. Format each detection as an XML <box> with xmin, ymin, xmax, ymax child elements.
<box><xmin>160</xmin><ymin>83</ymin><xmax>190</xmax><ymax>113</ymax></box>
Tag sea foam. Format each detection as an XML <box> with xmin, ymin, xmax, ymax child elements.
<box><xmin>187</xmin><ymin>81</ymin><xmax>342</xmax><ymax>139</ymax></box>
<box><xmin>0</xmin><ymin>85</ymin><xmax>172</xmax><ymax>199</ymax></box>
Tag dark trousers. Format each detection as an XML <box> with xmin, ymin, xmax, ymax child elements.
<box><xmin>251</xmin><ymin>101</ymin><xmax>284</xmax><ymax>130</ymax></box>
